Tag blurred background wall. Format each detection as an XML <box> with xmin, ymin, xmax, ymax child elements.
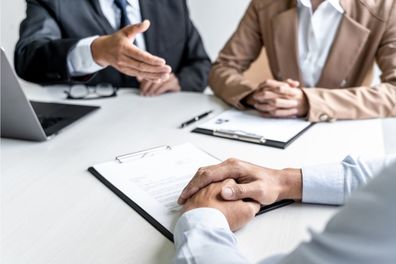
<box><xmin>0</xmin><ymin>0</ymin><xmax>380</xmax><ymax>83</ymax></box>
<box><xmin>0</xmin><ymin>0</ymin><xmax>250</xmax><ymax>64</ymax></box>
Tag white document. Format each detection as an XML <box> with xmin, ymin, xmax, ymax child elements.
<box><xmin>91</xmin><ymin>143</ymin><xmax>220</xmax><ymax>237</ymax></box>
<box><xmin>197</xmin><ymin>109</ymin><xmax>312</xmax><ymax>143</ymax></box>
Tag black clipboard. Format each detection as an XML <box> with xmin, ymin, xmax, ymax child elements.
<box><xmin>88</xmin><ymin>146</ymin><xmax>295</xmax><ymax>242</ymax></box>
<box><xmin>192</xmin><ymin>124</ymin><xmax>315</xmax><ymax>149</ymax></box>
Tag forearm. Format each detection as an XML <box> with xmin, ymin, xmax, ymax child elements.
<box><xmin>15</xmin><ymin>38</ymin><xmax>80</xmax><ymax>84</ymax></box>
<box><xmin>301</xmin><ymin>155</ymin><xmax>396</xmax><ymax>205</ymax></box>
<box><xmin>208</xmin><ymin>1</ymin><xmax>263</xmax><ymax>108</ymax></box>
<box><xmin>277</xmin><ymin>161</ymin><xmax>396</xmax><ymax>264</ymax></box>
<box><xmin>303</xmin><ymin>84</ymin><xmax>396</xmax><ymax>122</ymax></box>
<box><xmin>174</xmin><ymin>208</ymin><xmax>250</xmax><ymax>264</ymax></box>
<box><xmin>209</xmin><ymin>64</ymin><xmax>258</xmax><ymax>108</ymax></box>
<box><xmin>177</xmin><ymin>60</ymin><xmax>211</xmax><ymax>92</ymax></box>
<box><xmin>67</xmin><ymin>36</ymin><xmax>105</xmax><ymax>77</ymax></box>
<box><xmin>15</xmin><ymin>0</ymin><xmax>81</xmax><ymax>84</ymax></box>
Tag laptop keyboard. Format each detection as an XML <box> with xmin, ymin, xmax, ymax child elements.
<box><xmin>37</xmin><ymin>116</ymin><xmax>65</xmax><ymax>130</ymax></box>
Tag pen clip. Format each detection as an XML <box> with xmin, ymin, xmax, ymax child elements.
<box><xmin>116</xmin><ymin>145</ymin><xmax>172</xmax><ymax>163</ymax></box>
<box><xmin>213</xmin><ymin>129</ymin><xmax>266</xmax><ymax>144</ymax></box>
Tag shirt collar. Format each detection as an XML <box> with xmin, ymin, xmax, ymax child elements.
<box><xmin>297</xmin><ymin>0</ymin><xmax>344</xmax><ymax>13</ymax></box>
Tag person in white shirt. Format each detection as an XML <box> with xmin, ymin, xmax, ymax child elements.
<box><xmin>209</xmin><ymin>0</ymin><xmax>396</xmax><ymax>122</ymax></box>
<box><xmin>175</xmin><ymin>155</ymin><xmax>396</xmax><ymax>263</ymax></box>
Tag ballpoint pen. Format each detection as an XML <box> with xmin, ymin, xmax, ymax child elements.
<box><xmin>179</xmin><ymin>110</ymin><xmax>214</xmax><ymax>128</ymax></box>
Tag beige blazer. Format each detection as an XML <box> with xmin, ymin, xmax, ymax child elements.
<box><xmin>209</xmin><ymin>0</ymin><xmax>396</xmax><ymax>122</ymax></box>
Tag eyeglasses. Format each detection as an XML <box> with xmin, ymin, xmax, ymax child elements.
<box><xmin>65</xmin><ymin>84</ymin><xmax>118</xmax><ymax>100</ymax></box>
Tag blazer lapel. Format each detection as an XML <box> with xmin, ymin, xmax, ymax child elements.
<box><xmin>272</xmin><ymin>7</ymin><xmax>303</xmax><ymax>84</ymax></box>
<box><xmin>316</xmin><ymin>13</ymin><xmax>371</xmax><ymax>88</ymax></box>
<box><xmin>139</xmin><ymin>0</ymin><xmax>158</xmax><ymax>54</ymax></box>
<box><xmin>88</xmin><ymin>0</ymin><xmax>115</xmax><ymax>34</ymax></box>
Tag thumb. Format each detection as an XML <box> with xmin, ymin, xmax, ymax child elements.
<box><xmin>286</xmin><ymin>79</ymin><xmax>300</xmax><ymax>88</ymax></box>
<box><xmin>122</xmin><ymin>20</ymin><xmax>150</xmax><ymax>39</ymax></box>
<box><xmin>221</xmin><ymin>182</ymin><xmax>261</xmax><ymax>201</ymax></box>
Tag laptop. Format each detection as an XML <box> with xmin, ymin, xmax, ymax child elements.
<box><xmin>1</xmin><ymin>48</ymin><xmax>100</xmax><ymax>141</ymax></box>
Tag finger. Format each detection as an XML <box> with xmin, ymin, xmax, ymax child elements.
<box><xmin>266</xmin><ymin>85</ymin><xmax>300</xmax><ymax>97</ymax></box>
<box><xmin>122</xmin><ymin>20</ymin><xmax>150</xmax><ymax>40</ymax></box>
<box><xmin>151</xmin><ymin>77</ymin><xmax>179</xmax><ymax>96</ymax></box>
<box><xmin>253</xmin><ymin>91</ymin><xmax>280</xmax><ymax>103</ymax></box>
<box><xmin>123</xmin><ymin>45</ymin><xmax>166</xmax><ymax>66</ymax></box>
<box><xmin>140</xmin><ymin>81</ymin><xmax>155</xmax><ymax>96</ymax></box>
<box><xmin>245</xmin><ymin>201</ymin><xmax>261</xmax><ymax>216</ymax></box>
<box><xmin>258</xmin><ymin>79</ymin><xmax>287</xmax><ymax>89</ymax></box>
<box><xmin>221</xmin><ymin>182</ymin><xmax>264</xmax><ymax>202</ymax></box>
<box><xmin>118</xmin><ymin>65</ymin><xmax>170</xmax><ymax>81</ymax></box>
<box><xmin>119</xmin><ymin>55</ymin><xmax>171</xmax><ymax>74</ymax></box>
<box><xmin>153</xmin><ymin>84</ymin><xmax>179</xmax><ymax>96</ymax></box>
<box><xmin>261</xmin><ymin>108</ymin><xmax>299</xmax><ymax>118</ymax></box>
<box><xmin>149</xmin><ymin>82</ymin><xmax>170</xmax><ymax>96</ymax></box>
<box><xmin>254</xmin><ymin>99</ymin><xmax>298</xmax><ymax>111</ymax></box>
<box><xmin>145</xmin><ymin>82</ymin><xmax>162</xmax><ymax>96</ymax></box>
<box><xmin>178</xmin><ymin>159</ymin><xmax>246</xmax><ymax>205</ymax></box>
<box><xmin>286</xmin><ymin>79</ymin><xmax>300</xmax><ymax>88</ymax></box>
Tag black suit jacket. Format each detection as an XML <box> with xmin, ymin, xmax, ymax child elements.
<box><xmin>15</xmin><ymin>0</ymin><xmax>211</xmax><ymax>92</ymax></box>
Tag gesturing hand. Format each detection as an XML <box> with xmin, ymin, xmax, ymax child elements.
<box><xmin>139</xmin><ymin>73</ymin><xmax>181</xmax><ymax>96</ymax></box>
<box><xmin>245</xmin><ymin>79</ymin><xmax>309</xmax><ymax>118</ymax></box>
<box><xmin>91</xmin><ymin>20</ymin><xmax>172</xmax><ymax>82</ymax></box>
<box><xmin>182</xmin><ymin>179</ymin><xmax>260</xmax><ymax>232</ymax></box>
<box><xmin>178</xmin><ymin>158</ymin><xmax>302</xmax><ymax>206</ymax></box>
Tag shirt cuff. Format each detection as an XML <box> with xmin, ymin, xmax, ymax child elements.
<box><xmin>67</xmin><ymin>36</ymin><xmax>104</xmax><ymax>77</ymax></box>
<box><xmin>302</xmin><ymin>162</ymin><xmax>344</xmax><ymax>205</ymax></box>
<box><xmin>174</xmin><ymin>208</ymin><xmax>231</xmax><ymax>246</ymax></box>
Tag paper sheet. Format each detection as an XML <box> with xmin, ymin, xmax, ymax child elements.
<box><xmin>198</xmin><ymin>109</ymin><xmax>312</xmax><ymax>143</ymax></box>
<box><xmin>92</xmin><ymin>143</ymin><xmax>220</xmax><ymax>234</ymax></box>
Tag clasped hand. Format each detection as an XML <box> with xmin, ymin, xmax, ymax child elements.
<box><xmin>178</xmin><ymin>159</ymin><xmax>302</xmax><ymax>231</ymax></box>
<box><xmin>245</xmin><ymin>79</ymin><xmax>309</xmax><ymax>118</ymax></box>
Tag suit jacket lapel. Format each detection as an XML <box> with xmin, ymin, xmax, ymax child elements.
<box><xmin>316</xmin><ymin>7</ymin><xmax>371</xmax><ymax>87</ymax></box>
<box><xmin>139</xmin><ymin>0</ymin><xmax>158</xmax><ymax>54</ymax></box>
<box><xmin>272</xmin><ymin>6</ymin><xmax>303</xmax><ymax>84</ymax></box>
<box><xmin>88</xmin><ymin>0</ymin><xmax>115</xmax><ymax>34</ymax></box>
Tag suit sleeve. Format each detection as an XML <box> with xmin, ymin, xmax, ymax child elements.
<box><xmin>14</xmin><ymin>0</ymin><xmax>82</xmax><ymax>85</ymax></box>
<box><xmin>303</xmin><ymin>2</ymin><xmax>396</xmax><ymax>122</ymax></box>
<box><xmin>175</xmin><ymin>2</ymin><xmax>211</xmax><ymax>93</ymax></box>
<box><xmin>208</xmin><ymin>1</ymin><xmax>263</xmax><ymax>108</ymax></box>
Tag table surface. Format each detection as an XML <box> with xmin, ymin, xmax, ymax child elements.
<box><xmin>1</xmin><ymin>84</ymin><xmax>396</xmax><ymax>264</ymax></box>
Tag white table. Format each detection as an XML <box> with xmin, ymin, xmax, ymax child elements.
<box><xmin>2</xmin><ymin>84</ymin><xmax>396</xmax><ymax>264</ymax></box>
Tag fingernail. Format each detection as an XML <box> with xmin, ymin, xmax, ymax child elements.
<box><xmin>222</xmin><ymin>187</ymin><xmax>234</xmax><ymax>199</ymax></box>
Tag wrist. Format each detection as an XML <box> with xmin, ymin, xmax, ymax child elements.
<box><xmin>91</xmin><ymin>36</ymin><xmax>109</xmax><ymax>67</ymax></box>
<box><xmin>277</xmin><ymin>168</ymin><xmax>302</xmax><ymax>201</ymax></box>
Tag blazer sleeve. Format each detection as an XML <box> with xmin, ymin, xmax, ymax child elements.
<box><xmin>175</xmin><ymin>2</ymin><xmax>211</xmax><ymax>93</ymax></box>
<box><xmin>303</xmin><ymin>3</ymin><xmax>396</xmax><ymax>122</ymax></box>
<box><xmin>14</xmin><ymin>0</ymin><xmax>81</xmax><ymax>85</ymax></box>
<box><xmin>208</xmin><ymin>1</ymin><xmax>263</xmax><ymax>109</ymax></box>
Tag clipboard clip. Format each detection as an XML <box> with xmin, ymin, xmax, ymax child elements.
<box><xmin>213</xmin><ymin>129</ymin><xmax>266</xmax><ymax>144</ymax></box>
<box><xmin>116</xmin><ymin>145</ymin><xmax>172</xmax><ymax>163</ymax></box>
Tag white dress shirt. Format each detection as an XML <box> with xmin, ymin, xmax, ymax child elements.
<box><xmin>297</xmin><ymin>0</ymin><xmax>344</xmax><ymax>87</ymax></box>
<box><xmin>173</xmin><ymin>155</ymin><xmax>396</xmax><ymax>264</ymax></box>
<box><xmin>67</xmin><ymin>0</ymin><xmax>145</xmax><ymax>76</ymax></box>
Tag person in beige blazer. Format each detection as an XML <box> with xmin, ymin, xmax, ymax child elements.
<box><xmin>209</xmin><ymin>0</ymin><xmax>396</xmax><ymax>122</ymax></box>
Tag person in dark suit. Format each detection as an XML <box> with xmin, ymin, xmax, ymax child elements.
<box><xmin>15</xmin><ymin>0</ymin><xmax>211</xmax><ymax>96</ymax></box>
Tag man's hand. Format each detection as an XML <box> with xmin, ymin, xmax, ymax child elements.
<box><xmin>182</xmin><ymin>179</ymin><xmax>260</xmax><ymax>231</ymax></box>
<box><xmin>178</xmin><ymin>158</ymin><xmax>302</xmax><ymax>206</ymax></box>
<box><xmin>245</xmin><ymin>79</ymin><xmax>309</xmax><ymax>118</ymax></box>
<box><xmin>91</xmin><ymin>20</ymin><xmax>171</xmax><ymax>82</ymax></box>
<box><xmin>139</xmin><ymin>73</ymin><xmax>181</xmax><ymax>96</ymax></box>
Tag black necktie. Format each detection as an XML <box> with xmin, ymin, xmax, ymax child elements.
<box><xmin>114</xmin><ymin>0</ymin><xmax>131</xmax><ymax>29</ymax></box>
